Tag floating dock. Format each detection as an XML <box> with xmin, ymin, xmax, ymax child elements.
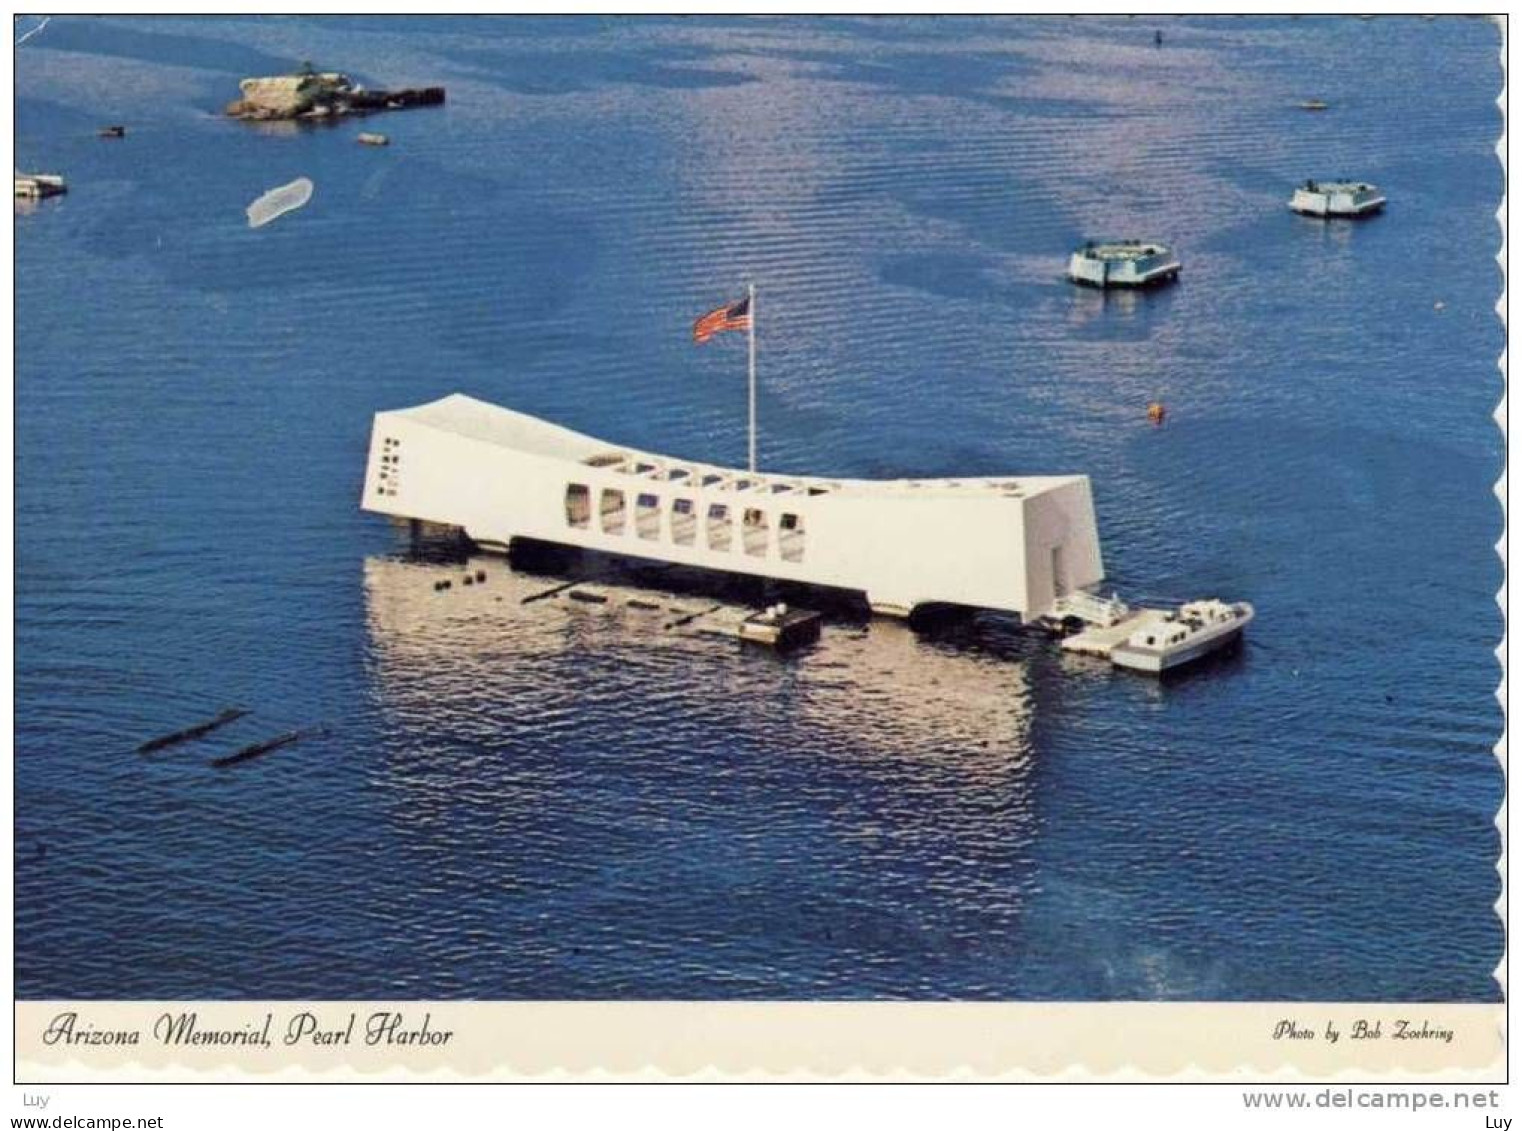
<box><xmin>1068</xmin><ymin>240</ymin><xmax>1180</xmax><ymax>288</ymax></box>
<box><xmin>1059</xmin><ymin>608</ymin><xmax>1171</xmax><ymax>659</ymax></box>
<box><xmin>15</xmin><ymin>173</ymin><xmax>66</xmax><ymax>199</ymax></box>
<box><xmin>1290</xmin><ymin>180</ymin><xmax>1385</xmax><ymax>218</ymax></box>
<box><xmin>737</xmin><ymin>604</ymin><xmax>823</xmax><ymax>651</ymax></box>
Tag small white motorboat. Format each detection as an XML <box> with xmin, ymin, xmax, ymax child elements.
<box><xmin>1109</xmin><ymin>599</ymin><xmax>1254</xmax><ymax>674</ymax></box>
<box><xmin>1290</xmin><ymin>179</ymin><xmax>1386</xmax><ymax>218</ymax></box>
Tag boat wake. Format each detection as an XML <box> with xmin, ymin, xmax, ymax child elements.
<box><xmin>14</xmin><ymin>15</ymin><xmax>50</xmax><ymax>48</ymax></box>
<box><xmin>246</xmin><ymin>177</ymin><xmax>314</xmax><ymax>229</ymax></box>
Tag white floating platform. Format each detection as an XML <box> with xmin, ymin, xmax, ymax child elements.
<box><xmin>1068</xmin><ymin>241</ymin><xmax>1180</xmax><ymax>288</ymax></box>
<box><xmin>1290</xmin><ymin>180</ymin><xmax>1385</xmax><ymax>218</ymax></box>
<box><xmin>736</xmin><ymin>604</ymin><xmax>823</xmax><ymax>650</ymax></box>
<box><xmin>15</xmin><ymin>173</ymin><xmax>66</xmax><ymax>199</ymax></box>
<box><xmin>1060</xmin><ymin>608</ymin><xmax>1171</xmax><ymax>658</ymax></box>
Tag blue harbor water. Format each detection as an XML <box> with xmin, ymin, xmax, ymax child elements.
<box><xmin>15</xmin><ymin>16</ymin><xmax>1503</xmax><ymax>1000</ymax></box>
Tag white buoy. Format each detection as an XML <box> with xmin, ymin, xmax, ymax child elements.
<box><xmin>246</xmin><ymin>176</ymin><xmax>313</xmax><ymax>229</ymax></box>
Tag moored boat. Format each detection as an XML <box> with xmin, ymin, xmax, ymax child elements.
<box><xmin>1109</xmin><ymin>599</ymin><xmax>1254</xmax><ymax>673</ymax></box>
<box><xmin>1290</xmin><ymin>179</ymin><xmax>1386</xmax><ymax>218</ymax></box>
<box><xmin>1068</xmin><ymin>240</ymin><xmax>1180</xmax><ymax>288</ymax></box>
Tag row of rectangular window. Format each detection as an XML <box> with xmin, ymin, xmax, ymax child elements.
<box><xmin>584</xmin><ymin>454</ymin><xmax>835</xmax><ymax>496</ymax></box>
<box><xmin>565</xmin><ymin>484</ymin><xmax>804</xmax><ymax>562</ymax></box>
<box><xmin>376</xmin><ymin>439</ymin><xmax>401</xmax><ymax>497</ymax></box>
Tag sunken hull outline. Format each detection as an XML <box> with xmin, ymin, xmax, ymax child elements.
<box><xmin>362</xmin><ymin>394</ymin><xmax>1105</xmax><ymax>620</ymax></box>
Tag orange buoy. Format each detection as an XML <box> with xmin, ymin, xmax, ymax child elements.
<box><xmin>1147</xmin><ymin>401</ymin><xmax>1166</xmax><ymax>425</ymax></box>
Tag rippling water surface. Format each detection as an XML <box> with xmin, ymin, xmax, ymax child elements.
<box><xmin>15</xmin><ymin>15</ymin><xmax>1503</xmax><ymax>1000</ymax></box>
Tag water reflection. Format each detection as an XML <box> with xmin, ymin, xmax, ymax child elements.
<box><xmin>13</xmin><ymin>195</ymin><xmax>57</xmax><ymax>218</ymax></box>
<box><xmin>1064</xmin><ymin>280</ymin><xmax>1143</xmax><ymax>323</ymax></box>
<box><xmin>362</xmin><ymin>551</ymin><xmax>1036</xmax><ymax>768</ymax></box>
<box><xmin>1291</xmin><ymin>211</ymin><xmax>1364</xmax><ymax>249</ymax></box>
<box><xmin>359</xmin><ymin>550</ymin><xmax>1050</xmax><ymax>994</ymax></box>
<box><xmin>791</xmin><ymin>617</ymin><xmax>1035</xmax><ymax>769</ymax></box>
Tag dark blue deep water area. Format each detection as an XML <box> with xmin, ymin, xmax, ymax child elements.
<box><xmin>15</xmin><ymin>16</ymin><xmax>1503</xmax><ymax>1000</ymax></box>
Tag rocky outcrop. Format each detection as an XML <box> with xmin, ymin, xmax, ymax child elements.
<box><xmin>226</xmin><ymin>71</ymin><xmax>353</xmax><ymax>119</ymax></box>
<box><xmin>224</xmin><ymin>69</ymin><xmax>445</xmax><ymax>122</ymax></box>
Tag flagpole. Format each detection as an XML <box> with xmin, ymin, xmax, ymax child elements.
<box><xmin>747</xmin><ymin>282</ymin><xmax>757</xmax><ymax>473</ymax></box>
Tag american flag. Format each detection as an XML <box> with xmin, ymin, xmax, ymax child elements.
<box><xmin>692</xmin><ymin>295</ymin><xmax>752</xmax><ymax>343</ymax></box>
